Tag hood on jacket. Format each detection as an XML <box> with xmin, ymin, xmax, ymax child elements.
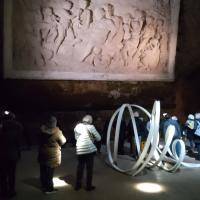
<box><xmin>188</xmin><ymin>114</ymin><xmax>194</xmax><ymax>120</ymax></box>
<box><xmin>45</xmin><ymin>116</ymin><xmax>57</xmax><ymax>128</ymax></box>
<box><xmin>41</xmin><ymin>125</ymin><xmax>59</xmax><ymax>135</ymax></box>
<box><xmin>171</xmin><ymin>116</ymin><xmax>178</xmax><ymax>121</ymax></box>
<box><xmin>195</xmin><ymin>113</ymin><xmax>200</xmax><ymax>119</ymax></box>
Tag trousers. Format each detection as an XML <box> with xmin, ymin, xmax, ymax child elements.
<box><xmin>76</xmin><ymin>152</ymin><xmax>95</xmax><ymax>188</ymax></box>
<box><xmin>40</xmin><ymin>164</ymin><xmax>55</xmax><ymax>192</ymax></box>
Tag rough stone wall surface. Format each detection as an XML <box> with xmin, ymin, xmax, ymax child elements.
<box><xmin>174</xmin><ymin>0</ymin><xmax>200</xmax><ymax>120</ymax></box>
<box><xmin>176</xmin><ymin>0</ymin><xmax>200</xmax><ymax>77</ymax></box>
<box><xmin>0</xmin><ymin>0</ymin><xmax>200</xmax><ymax>122</ymax></box>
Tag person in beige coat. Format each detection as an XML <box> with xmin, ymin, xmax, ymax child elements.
<box><xmin>38</xmin><ymin>116</ymin><xmax>66</xmax><ymax>194</ymax></box>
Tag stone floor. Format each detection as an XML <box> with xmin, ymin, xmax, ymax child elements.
<box><xmin>6</xmin><ymin>145</ymin><xmax>200</xmax><ymax>200</ymax></box>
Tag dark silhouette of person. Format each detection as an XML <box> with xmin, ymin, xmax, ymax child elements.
<box><xmin>117</xmin><ymin>119</ymin><xmax>127</xmax><ymax>155</ymax></box>
<box><xmin>0</xmin><ymin>111</ymin><xmax>23</xmax><ymax>198</ymax></box>
<box><xmin>184</xmin><ymin>114</ymin><xmax>195</xmax><ymax>156</ymax></box>
<box><xmin>194</xmin><ymin>113</ymin><xmax>200</xmax><ymax>160</ymax></box>
<box><xmin>127</xmin><ymin>112</ymin><xmax>144</xmax><ymax>157</ymax></box>
<box><xmin>102</xmin><ymin>118</ymin><xmax>110</xmax><ymax>145</ymax></box>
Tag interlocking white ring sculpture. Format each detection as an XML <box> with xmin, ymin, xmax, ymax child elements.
<box><xmin>106</xmin><ymin>101</ymin><xmax>200</xmax><ymax>176</ymax></box>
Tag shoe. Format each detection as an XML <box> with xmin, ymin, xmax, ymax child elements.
<box><xmin>187</xmin><ymin>150</ymin><xmax>195</xmax><ymax>157</ymax></box>
<box><xmin>44</xmin><ymin>189</ymin><xmax>57</xmax><ymax>194</ymax></box>
<box><xmin>85</xmin><ymin>186</ymin><xmax>96</xmax><ymax>191</ymax></box>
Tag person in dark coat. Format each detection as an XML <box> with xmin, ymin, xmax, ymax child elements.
<box><xmin>127</xmin><ymin>112</ymin><xmax>144</xmax><ymax>157</ymax></box>
<box><xmin>94</xmin><ymin>117</ymin><xmax>103</xmax><ymax>154</ymax></box>
<box><xmin>117</xmin><ymin>119</ymin><xmax>127</xmax><ymax>155</ymax></box>
<box><xmin>38</xmin><ymin>116</ymin><xmax>66</xmax><ymax>194</ymax></box>
<box><xmin>194</xmin><ymin>113</ymin><xmax>200</xmax><ymax>160</ymax></box>
<box><xmin>0</xmin><ymin>111</ymin><xmax>23</xmax><ymax>198</ymax></box>
<box><xmin>163</xmin><ymin>116</ymin><xmax>182</xmax><ymax>156</ymax></box>
<box><xmin>184</xmin><ymin>114</ymin><xmax>195</xmax><ymax>156</ymax></box>
<box><xmin>160</xmin><ymin>113</ymin><xmax>170</xmax><ymax>138</ymax></box>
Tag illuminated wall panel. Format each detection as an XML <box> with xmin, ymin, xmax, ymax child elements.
<box><xmin>4</xmin><ymin>0</ymin><xmax>180</xmax><ymax>81</ymax></box>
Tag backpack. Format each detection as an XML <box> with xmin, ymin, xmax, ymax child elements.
<box><xmin>194</xmin><ymin>121</ymin><xmax>200</xmax><ymax>137</ymax></box>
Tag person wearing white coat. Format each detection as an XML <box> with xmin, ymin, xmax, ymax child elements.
<box><xmin>74</xmin><ymin>115</ymin><xmax>101</xmax><ymax>191</ymax></box>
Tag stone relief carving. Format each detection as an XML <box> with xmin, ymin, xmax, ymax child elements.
<box><xmin>4</xmin><ymin>0</ymin><xmax>180</xmax><ymax>80</ymax></box>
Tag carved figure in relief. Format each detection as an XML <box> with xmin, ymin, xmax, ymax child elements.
<box><xmin>135</xmin><ymin>15</ymin><xmax>157</xmax><ymax>69</ymax></box>
<box><xmin>103</xmin><ymin>3</ymin><xmax>123</xmax><ymax>40</ymax></box>
<box><xmin>156</xmin><ymin>19</ymin><xmax>168</xmax><ymax>71</ymax></box>
<box><xmin>123</xmin><ymin>13</ymin><xmax>132</xmax><ymax>41</ymax></box>
<box><xmin>73</xmin><ymin>0</ymin><xmax>93</xmax><ymax>39</ymax></box>
<box><xmin>84</xmin><ymin>47</ymin><xmax>109</xmax><ymax>71</ymax></box>
<box><xmin>40</xmin><ymin>7</ymin><xmax>58</xmax><ymax>45</ymax></box>
<box><xmin>140</xmin><ymin>15</ymin><xmax>155</xmax><ymax>46</ymax></box>
<box><xmin>53</xmin><ymin>0</ymin><xmax>75</xmax><ymax>54</ymax></box>
<box><xmin>101</xmin><ymin>4</ymin><xmax>124</xmax><ymax>68</ymax></box>
<box><xmin>71</xmin><ymin>0</ymin><xmax>93</xmax><ymax>49</ymax></box>
<box><xmin>80</xmin><ymin>7</ymin><xmax>115</xmax><ymax>64</ymax></box>
<box><xmin>78</xmin><ymin>0</ymin><xmax>93</xmax><ymax>30</ymax></box>
<box><xmin>120</xmin><ymin>13</ymin><xmax>132</xmax><ymax>67</ymax></box>
<box><xmin>139</xmin><ymin>38</ymin><xmax>160</xmax><ymax>71</ymax></box>
<box><xmin>20</xmin><ymin>7</ymin><xmax>55</xmax><ymax>67</ymax></box>
<box><xmin>37</xmin><ymin>7</ymin><xmax>59</xmax><ymax>65</ymax></box>
<box><xmin>121</xmin><ymin>9</ymin><xmax>145</xmax><ymax>67</ymax></box>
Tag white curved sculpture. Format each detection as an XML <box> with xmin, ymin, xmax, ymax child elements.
<box><xmin>106</xmin><ymin>101</ymin><xmax>200</xmax><ymax>176</ymax></box>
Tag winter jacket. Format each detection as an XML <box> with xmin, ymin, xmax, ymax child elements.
<box><xmin>0</xmin><ymin>119</ymin><xmax>23</xmax><ymax>161</ymax></box>
<box><xmin>184</xmin><ymin>118</ymin><xmax>195</xmax><ymax>140</ymax></box>
<box><xmin>38</xmin><ymin>125</ymin><xmax>66</xmax><ymax>168</ymax></box>
<box><xmin>184</xmin><ymin>125</ymin><xmax>195</xmax><ymax>140</ymax></box>
<box><xmin>185</xmin><ymin>119</ymin><xmax>195</xmax><ymax>130</ymax></box>
<box><xmin>194</xmin><ymin>119</ymin><xmax>200</xmax><ymax>142</ymax></box>
<box><xmin>74</xmin><ymin>123</ymin><xmax>101</xmax><ymax>155</ymax></box>
<box><xmin>163</xmin><ymin>118</ymin><xmax>182</xmax><ymax>139</ymax></box>
<box><xmin>128</xmin><ymin>117</ymin><xmax>147</xmax><ymax>138</ymax></box>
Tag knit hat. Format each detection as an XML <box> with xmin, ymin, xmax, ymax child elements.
<box><xmin>163</xmin><ymin>113</ymin><xmax>168</xmax><ymax>117</ymax></box>
<box><xmin>195</xmin><ymin>113</ymin><xmax>200</xmax><ymax>119</ymax></box>
<box><xmin>162</xmin><ymin>112</ymin><xmax>170</xmax><ymax>119</ymax></box>
<box><xmin>46</xmin><ymin>116</ymin><xmax>57</xmax><ymax>129</ymax></box>
<box><xmin>133</xmin><ymin>111</ymin><xmax>139</xmax><ymax>117</ymax></box>
<box><xmin>188</xmin><ymin>114</ymin><xmax>194</xmax><ymax>120</ymax></box>
<box><xmin>186</xmin><ymin>114</ymin><xmax>195</xmax><ymax>129</ymax></box>
<box><xmin>82</xmin><ymin>115</ymin><xmax>93</xmax><ymax>124</ymax></box>
<box><xmin>171</xmin><ymin>116</ymin><xmax>178</xmax><ymax>120</ymax></box>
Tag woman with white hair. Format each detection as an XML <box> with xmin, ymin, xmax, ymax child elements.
<box><xmin>74</xmin><ymin>115</ymin><xmax>101</xmax><ymax>191</ymax></box>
